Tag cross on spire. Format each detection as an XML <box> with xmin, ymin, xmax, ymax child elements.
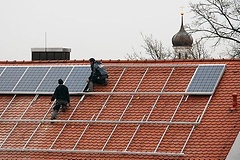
<box><xmin>180</xmin><ymin>5</ymin><xmax>184</xmax><ymax>15</ymax></box>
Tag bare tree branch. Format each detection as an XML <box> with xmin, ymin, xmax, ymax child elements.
<box><xmin>189</xmin><ymin>0</ymin><xmax>240</xmax><ymax>46</ymax></box>
<box><xmin>191</xmin><ymin>39</ymin><xmax>211</xmax><ymax>59</ymax></box>
<box><xmin>125</xmin><ymin>33</ymin><xmax>173</xmax><ymax>60</ymax></box>
<box><xmin>140</xmin><ymin>33</ymin><xmax>173</xmax><ymax>60</ymax></box>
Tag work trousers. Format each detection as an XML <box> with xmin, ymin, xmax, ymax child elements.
<box><xmin>51</xmin><ymin>99</ymin><xmax>67</xmax><ymax>120</ymax></box>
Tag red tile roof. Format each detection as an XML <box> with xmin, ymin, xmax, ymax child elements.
<box><xmin>0</xmin><ymin>59</ymin><xmax>240</xmax><ymax>160</ymax></box>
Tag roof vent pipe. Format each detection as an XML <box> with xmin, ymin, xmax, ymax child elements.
<box><xmin>232</xmin><ymin>93</ymin><xmax>238</xmax><ymax>111</ymax></box>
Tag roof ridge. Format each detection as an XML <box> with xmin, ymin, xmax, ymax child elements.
<box><xmin>0</xmin><ymin>58</ymin><xmax>240</xmax><ymax>64</ymax></box>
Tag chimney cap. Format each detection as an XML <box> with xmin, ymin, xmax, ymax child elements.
<box><xmin>31</xmin><ymin>48</ymin><xmax>71</xmax><ymax>52</ymax></box>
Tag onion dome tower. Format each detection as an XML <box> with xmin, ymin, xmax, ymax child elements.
<box><xmin>172</xmin><ymin>12</ymin><xmax>193</xmax><ymax>59</ymax></box>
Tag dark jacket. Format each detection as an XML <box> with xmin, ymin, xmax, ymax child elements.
<box><xmin>51</xmin><ymin>84</ymin><xmax>70</xmax><ymax>103</ymax></box>
<box><xmin>89</xmin><ymin>61</ymin><xmax>108</xmax><ymax>80</ymax></box>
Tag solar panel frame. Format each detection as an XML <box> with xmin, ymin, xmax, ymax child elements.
<box><xmin>186</xmin><ymin>64</ymin><xmax>226</xmax><ymax>95</ymax></box>
<box><xmin>0</xmin><ymin>67</ymin><xmax>5</xmax><ymax>76</ymax></box>
<box><xmin>0</xmin><ymin>65</ymin><xmax>91</xmax><ymax>95</ymax></box>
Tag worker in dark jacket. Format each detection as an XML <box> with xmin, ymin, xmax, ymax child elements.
<box><xmin>50</xmin><ymin>79</ymin><xmax>70</xmax><ymax>121</ymax></box>
<box><xmin>86</xmin><ymin>58</ymin><xmax>108</xmax><ymax>92</ymax></box>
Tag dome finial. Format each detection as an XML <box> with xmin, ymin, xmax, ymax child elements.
<box><xmin>172</xmin><ymin>5</ymin><xmax>193</xmax><ymax>59</ymax></box>
<box><xmin>172</xmin><ymin>8</ymin><xmax>193</xmax><ymax>47</ymax></box>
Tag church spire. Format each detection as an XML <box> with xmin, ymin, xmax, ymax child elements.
<box><xmin>180</xmin><ymin>6</ymin><xmax>185</xmax><ymax>32</ymax></box>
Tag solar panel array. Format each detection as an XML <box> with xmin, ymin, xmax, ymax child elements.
<box><xmin>186</xmin><ymin>64</ymin><xmax>225</xmax><ymax>94</ymax></box>
<box><xmin>0</xmin><ymin>66</ymin><xmax>91</xmax><ymax>94</ymax></box>
<box><xmin>0</xmin><ymin>64</ymin><xmax>225</xmax><ymax>95</ymax></box>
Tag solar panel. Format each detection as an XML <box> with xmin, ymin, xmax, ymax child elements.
<box><xmin>0</xmin><ymin>66</ymin><xmax>91</xmax><ymax>94</ymax></box>
<box><xmin>0</xmin><ymin>67</ymin><xmax>27</xmax><ymax>91</ymax></box>
<box><xmin>186</xmin><ymin>64</ymin><xmax>225</xmax><ymax>94</ymax></box>
<box><xmin>36</xmin><ymin>66</ymin><xmax>73</xmax><ymax>92</ymax></box>
<box><xmin>64</xmin><ymin>66</ymin><xmax>91</xmax><ymax>92</ymax></box>
<box><xmin>14</xmin><ymin>67</ymin><xmax>50</xmax><ymax>92</ymax></box>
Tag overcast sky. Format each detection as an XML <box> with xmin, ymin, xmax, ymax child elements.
<box><xmin>0</xmin><ymin>0</ymin><xmax>203</xmax><ymax>61</ymax></box>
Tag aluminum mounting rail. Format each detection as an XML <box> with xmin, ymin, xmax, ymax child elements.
<box><xmin>82</xmin><ymin>91</ymin><xmax>212</xmax><ymax>95</ymax></box>
<box><xmin>0</xmin><ymin>148</ymin><xmax>184</xmax><ymax>156</ymax></box>
<box><xmin>0</xmin><ymin>118</ymin><xmax>199</xmax><ymax>125</ymax></box>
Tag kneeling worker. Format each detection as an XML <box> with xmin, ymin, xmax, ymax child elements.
<box><xmin>86</xmin><ymin>58</ymin><xmax>108</xmax><ymax>92</ymax></box>
<box><xmin>50</xmin><ymin>79</ymin><xmax>70</xmax><ymax>121</ymax></box>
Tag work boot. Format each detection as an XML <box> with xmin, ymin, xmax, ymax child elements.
<box><xmin>51</xmin><ymin>110</ymin><xmax>58</xmax><ymax>123</ymax></box>
<box><xmin>88</xmin><ymin>81</ymin><xmax>94</xmax><ymax>92</ymax></box>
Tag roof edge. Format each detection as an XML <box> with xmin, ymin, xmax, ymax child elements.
<box><xmin>0</xmin><ymin>58</ymin><xmax>239</xmax><ymax>65</ymax></box>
